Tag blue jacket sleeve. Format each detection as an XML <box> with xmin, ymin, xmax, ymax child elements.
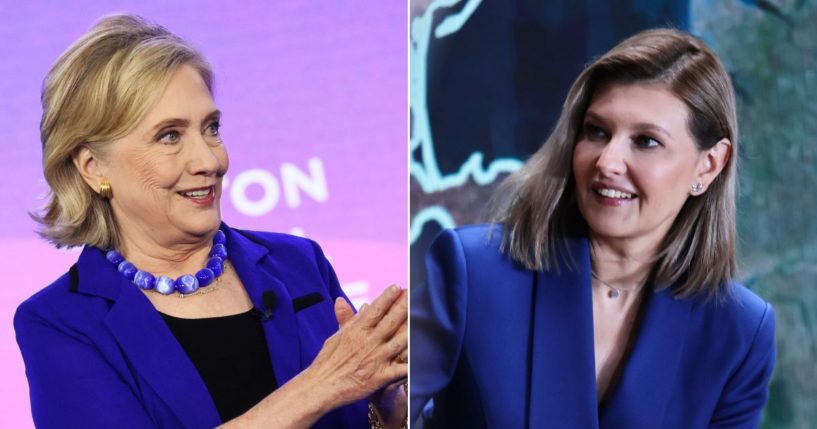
<box><xmin>306</xmin><ymin>239</ymin><xmax>371</xmax><ymax>429</ymax></box>
<box><xmin>409</xmin><ymin>229</ymin><xmax>469</xmax><ymax>425</ymax></box>
<box><xmin>710</xmin><ymin>302</ymin><xmax>776</xmax><ymax>428</ymax></box>
<box><xmin>309</xmin><ymin>239</ymin><xmax>353</xmax><ymax>309</ymax></box>
<box><xmin>14</xmin><ymin>301</ymin><xmax>157</xmax><ymax>429</ymax></box>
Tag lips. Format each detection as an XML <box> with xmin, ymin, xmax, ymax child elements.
<box><xmin>594</xmin><ymin>188</ymin><xmax>636</xmax><ymax>199</ymax></box>
<box><xmin>591</xmin><ymin>182</ymin><xmax>638</xmax><ymax>201</ymax></box>
<box><xmin>178</xmin><ymin>186</ymin><xmax>215</xmax><ymax>200</ymax></box>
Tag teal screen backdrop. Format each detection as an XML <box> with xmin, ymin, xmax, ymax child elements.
<box><xmin>409</xmin><ymin>0</ymin><xmax>817</xmax><ymax>426</ymax></box>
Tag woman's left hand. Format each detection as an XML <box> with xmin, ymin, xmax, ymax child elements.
<box><xmin>369</xmin><ymin>379</ymin><xmax>407</xmax><ymax>429</ymax></box>
<box><xmin>335</xmin><ymin>297</ymin><xmax>408</xmax><ymax>429</ymax></box>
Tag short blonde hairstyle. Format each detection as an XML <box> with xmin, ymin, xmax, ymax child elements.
<box><xmin>497</xmin><ymin>28</ymin><xmax>738</xmax><ymax>299</ymax></box>
<box><xmin>34</xmin><ymin>14</ymin><xmax>213</xmax><ymax>249</ymax></box>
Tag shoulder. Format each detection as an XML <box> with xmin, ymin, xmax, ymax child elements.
<box><xmin>14</xmin><ymin>264</ymin><xmax>102</xmax><ymax>342</ymax></box>
<box><xmin>680</xmin><ymin>283</ymin><xmax>776</xmax><ymax>424</ymax></box>
<box><xmin>230</xmin><ymin>227</ymin><xmax>328</xmax><ymax>263</ymax></box>
<box><xmin>686</xmin><ymin>282</ymin><xmax>775</xmax><ymax>369</ymax></box>
<box><xmin>429</xmin><ymin>224</ymin><xmax>503</xmax><ymax>263</ymax></box>
<box><xmin>725</xmin><ymin>282</ymin><xmax>773</xmax><ymax>325</ymax></box>
<box><xmin>425</xmin><ymin>225</ymin><xmax>536</xmax><ymax>295</ymax></box>
<box><xmin>228</xmin><ymin>227</ymin><xmax>342</xmax><ymax>295</ymax></box>
<box><xmin>16</xmin><ymin>266</ymin><xmax>74</xmax><ymax>320</ymax></box>
<box><xmin>430</xmin><ymin>224</ymin><xmax>582</xmax><ymax>277</ymax></box>
<box><xmin>230</xmin><ymin>227</ymin><xmax>320</xmax><ymax>253</ymax></box>
<box><xmin>694</xmin><ymin>282</ymin><xmax>774</xmax><ymax>340</ymax></box>
<box><xmin>449</xmin><ymin>224</ymin><xmax>501</xmax><ymax>248</ymax></box>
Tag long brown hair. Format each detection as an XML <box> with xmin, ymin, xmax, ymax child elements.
<box><xmin>496</xmin><ymin>28</ymin><xmax>738</xmax><ymax>299</ymax></box>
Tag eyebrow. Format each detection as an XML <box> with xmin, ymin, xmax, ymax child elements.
<box><xmin>149</xmin><ymin>109</ymin><xmax>222</xmax><ymax>133</ymax></box>
<box><xmin>584</xmin><ymin>111</ymin><xmax>673</xmax><ymax>139</ymax></box>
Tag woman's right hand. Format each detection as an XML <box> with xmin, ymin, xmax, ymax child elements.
<box><xmin>303</xmin><ymin>284</ymin><xmax>408</xmax><ymax>410</ymax></box>
<box><xmin>219</xmin><ymin>285</ymin><xmax>407</xmax><ymax>429</ymax></box>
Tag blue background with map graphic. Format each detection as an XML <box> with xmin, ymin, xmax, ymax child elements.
<box><xmin>410</xmin><ymin>0</ymin><xmax>817</xmax><ymax>426</ymax></box>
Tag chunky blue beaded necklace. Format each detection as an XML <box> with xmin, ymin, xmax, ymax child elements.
<box><xmin>105</xmin><ymin>229</ymin><xmax>228</xmax><ymax>296</ymax></box>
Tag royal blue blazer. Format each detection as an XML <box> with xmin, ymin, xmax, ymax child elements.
<box><xmin>411</xmin><ymin>225</ymin><xmax>776</xmax><ymax>429</ymax></box>
<box><xmin>15</xmin><ymin>226</ymin><xmax>367</xmax><ymax>429</ymax></box>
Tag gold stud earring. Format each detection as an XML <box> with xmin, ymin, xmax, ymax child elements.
<box><xmin>99</xmin><ymin>179</ymin><xmax>112</xmax><ymax>199</ymax></box>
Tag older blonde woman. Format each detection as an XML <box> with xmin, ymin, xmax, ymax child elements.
<box><xmin>411</xmin><ymin>29</ymin><xmax>775</xmax><ymax>428</ymax></box>
<box><xmin>15</xmin><ymin>15</ymin><xmax>407</xmax><ymax>429</ymax></box>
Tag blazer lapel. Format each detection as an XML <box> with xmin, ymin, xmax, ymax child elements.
<box><xmin>76</xmin><ymin>226</ymin><xmax>309</xmax><ymax>427</ymax></box>
<box><xmin>598</xmin><ymin>285</ymin><xmax>692</xmax><ymax>428</ymax></box>
<box><xmin>225</xmin><ymin>228</ymin><xmax>304</xmax><ymax>386</ymax></box>
<box><xmin>74</xmin><ymin>247</ymin><xmax>221</xmax><ymax>429</ymax></box>
<box><xmin>528</xmin><ymin>238</ymin><xmax>599</xmax><ymax>428</ymax></box>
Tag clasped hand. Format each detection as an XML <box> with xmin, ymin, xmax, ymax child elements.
<box><xmin>305</xmin><ymin>284</ymin><xmax>408</xmax><ymax>427</ymax></box>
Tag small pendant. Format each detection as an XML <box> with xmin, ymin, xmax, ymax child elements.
<box><xmin>608</xmin><ymin>289</ymin><xmax>620</xmax><ymax>298</ymax></box>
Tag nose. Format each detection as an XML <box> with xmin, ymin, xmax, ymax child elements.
<box><xmin>186</xmin><ymin>133</ymin><xmax>223</xmax><ymax>177</ymax></box>
<box><xmin>595</xmin><ymin>138</ymin><xmax>627</xmax><ymax>176</ymax></box>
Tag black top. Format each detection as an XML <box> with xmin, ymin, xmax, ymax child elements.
<box><xmin>161</xmin><ymin>310</ymin><xmax>278</xmax><ymax>422</ymax></box>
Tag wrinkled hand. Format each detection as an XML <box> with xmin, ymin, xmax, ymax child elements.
<box><xmin>336</xmin><ymin>293</ymin><xmax>408</xmax><ymax>429</ymax></box>
<box><xmin>303</xmin><ymin>285</ymin><xmax>407</xmax><ymax>416</ymax></box>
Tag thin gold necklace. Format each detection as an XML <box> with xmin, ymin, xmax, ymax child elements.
<box><xmin>590</xmin><ymin>270</ymin><xmax>644</xmax><ymax>299</ymax></box>
<box><xmin>177</xmin><ymin>262</ymin><xmax>228</xmax><ymax>299</ymax></box>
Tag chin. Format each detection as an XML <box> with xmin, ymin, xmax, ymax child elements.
<box><xmin>178</xmin><ymin>214</ymin><xmax>222</xmax><ymax>237</ymax></box>
<box><xmin>583</xmin><ymin>218</ymin><xmax>633</xmax><ymax>241</ymax></box>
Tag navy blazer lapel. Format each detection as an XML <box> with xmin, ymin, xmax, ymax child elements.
<box><xmin>74</xmin><ymin>247</ymin><xmax>221</xmax><ymax>429</ymax></box>
<box><xmin>598</xmin><ymin>286</ymin><xmax>692</xmax><ymax>428</ymax></box>
<box><xmin>529</xmin><ymin>238</ymin><xmax>599</xmax><ymax>428</ymax></box>
<box><xmin>226</xmin><ymin>228</ymin><xmax>304</xmax><ymax>386</ymax></box>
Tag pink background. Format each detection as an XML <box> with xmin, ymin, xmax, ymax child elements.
<box><xmin>0</xmin><ymin>1</ymin><xmax>407</xmax><ymax>426</ymax></box>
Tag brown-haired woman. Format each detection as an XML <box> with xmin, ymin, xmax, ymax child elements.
<box><xmin>411</xmin><ymin>28</ymin><xmax>774</xmax><ymax>428</ymax></box>
<box><xmin>15</xmin><ymin>14</ymin><xmax>407</xmax><ymax>429</ymax></box>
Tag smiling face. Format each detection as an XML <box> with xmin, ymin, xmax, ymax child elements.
<box><xmin>572</xmin><ymin>82</ymin><xmax>706</xmax><ymax>250</ymax></box>
<box><xmin>98</xmin><ymin>64</ymin><xmax>228</xmax><ymax>246</ymax></box>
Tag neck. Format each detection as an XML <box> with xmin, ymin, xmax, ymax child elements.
<box><xmin>588</xmin><ymin>233</ymin><xmax>659</xmax><ymax>291</ymax></box>
<box><xmin>116</xmin><ymin>222</ymin><xmax>216</xmax><ymax>279</ymax></box>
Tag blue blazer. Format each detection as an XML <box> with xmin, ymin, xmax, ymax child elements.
<box><xmin>15</xmin><ymin>226</ymin><xmax>367</xmax><ymax>429</ymax></box>
<box><xmin>411</xmin><ymin>225</ymin><xmax>775</xmax><ymax>429</ymax></box>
